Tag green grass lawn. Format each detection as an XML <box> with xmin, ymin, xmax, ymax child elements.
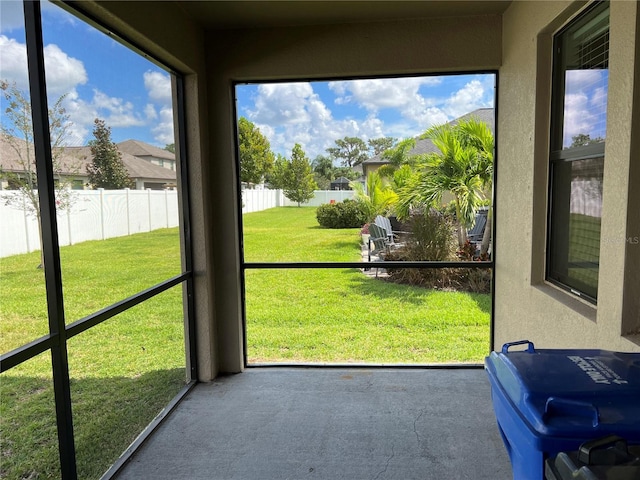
<box><xmin>243</xmin><ymin>207</ymin><xmax>491</xmax><ymax>364</ymax></box>
<box><xmin>1</xmin><ymin>229</ymin><xmax>187</xmax><ymax>480</ymax></box>
<box><xmin>0</xmin><ymin>207</ymin><xmax>491</xmax><ymax>479</ymax></box>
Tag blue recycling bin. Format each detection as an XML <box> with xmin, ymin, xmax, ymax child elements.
<box><xmin>485</xmin><ymin>340</ymin><xmax>640</xmax><ymax>480</ymax></box>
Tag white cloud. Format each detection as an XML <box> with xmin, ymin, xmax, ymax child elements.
<box><xmin>443</xmin><ymin>79</ymin><xmax>488</xmax><ymax>119</ymax></box>
<box><xmin>143</xmin><ymin>71</ymin><xmax>174</xmax><ymax>144</ymax></box>
<box><xmin>1</xmin><ymin>32</ymin><xmax>174</xmax><ymax>147</ymax></box>
<box><xmin>144</xmin><ymin>71</ymin><xmax>172</xmax><ymax>104</ymax></box>
<box><xmin>150</xmin><ymin>106</ymin><xmax>174</xmax><ymax>145</ymax></box>
<box><xmin>92</xmin><ymin>90</ymin><xmax>144</xmax><ymax>127</ymax></box>
<box><xmin>0</xmin><ymin>35</ymin><xmax>87</xmax><ymax>98</ymax></box>
<box><xmin>241</xmin><ymin>78</ymin><xmax>479</xmax><ymax>160</ymax></box>
<box><xmin>245</xmin><ymin>82</ymin><xmax>393</xmax><ymax>159</ymax></box>
<box><xmin>0</xmin><ymin>35</ymin><xmax>29</xmax><ymax>89</ymax></box>
<box><xmin>329</xmin><ymin>77</ymin><xmax>441</xmax><ymax>112</ymax></box>
<box><xmin>61</xmin><ymin>89</ymin><xmax>146</xmax><ymax>145</ymax></box>
<box><xmin>145</xmin><ymin>104</ymin><xmax>158</xmax><ymax>120</ymax></box>
<box><xmin>249</xmin><ymin>83</ymin><xmax>315</xmax><ymax>125</ymax></box>
<box><xmin>562</xmin><ymin>70</ymin><xmax>609</xmax><ymax>146</ymax></box>
<box><xmin>60</xmin><ymin>90</ymin><xmax>97</xmax><ymax>145</ymax></box>
<box><xmin>325</xmin><ymin>76</ymin><xmax>489</xmax><ymax>139</ymax></box>
<box><xmin>43</xmin><ymin>44</ymin><xmax>88</xmax><ymax>97</ymax></box>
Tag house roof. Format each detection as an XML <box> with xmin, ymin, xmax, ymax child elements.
<box><xmin>362</xmin><ymin>107</ymin><xmax>495</xmax><ymax>166</ymax></box>
<box><xmin>0</xmin><ymin>136</ymin><xmax>176</xmax><ymax>182</ymax></box>
<box><xmin>331</xmin><ymin>176</ymin><xmax>351</xmax><ymax>184</ymax></box>
<box><xmin>117</xmin><ymin>139</ymin><xmax>175</xmax><ymax>161</ymax></box>
<box><xmin>65</xmin><ymin>146</ymin><xmax>177</xmax><ymax>181</ymax></box>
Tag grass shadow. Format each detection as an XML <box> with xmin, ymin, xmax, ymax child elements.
<box><xmin>1</xmin><ymin>368</ymin><xmax>186</xmax><ymax>480</ymax></box>
<box><xmin>345</xmin><ymin>268</ymin><xmax>492</xmax><ymax>312</ymax></box>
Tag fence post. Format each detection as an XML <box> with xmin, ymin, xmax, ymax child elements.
<box><xmin>66</xmin><ymin>202</ymin><xmax>72</xmax><ymax>246</ymax></box>
<box><xmin>99</xmin><ymin>188</ymin><xmax>105</xmax><ymax>240</ymax></box>
<box><xmin>126</xmin><ymin>188</ymin><xmax>131</xmax><ymax>236</ymax></box>
<box><xmin>147</xmin><ymin>189</ymin><xmax>152</xmax><ymax>232</ymax></box>
<box><xmin>22</xmin><ymin>195</ymin><xmax>32</xmax><ymax>253</ymax></box>
<box><xmin>165</xmin><ymin>189</ymin><xmax>169</xmax><ymax>228</ymax></box>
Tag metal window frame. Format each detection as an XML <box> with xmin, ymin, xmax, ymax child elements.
<box><xmin>546</xmin><ymin>1</ymin><xmax>609</xmax><ymax>305</ymax></box>
<box><xmin>0</xmin><ymin>2</ymin><xmax>197</xmax><ymax>478</ymax></box>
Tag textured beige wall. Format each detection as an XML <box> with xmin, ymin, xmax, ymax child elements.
<box><xmin>496</xmin><ymin>0</ymin><xmax>640</xmax><ymax>352</ymax></box>
<box><xmin>205</xmin><ymin>15</ymin><xmax>503</xmax><ymax>372</ymax></box>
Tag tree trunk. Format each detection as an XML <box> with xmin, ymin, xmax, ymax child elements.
<box><xmin>454</xmin><ymin>198</ymin><xmax>467</xmax><ymax>247</ymax></box>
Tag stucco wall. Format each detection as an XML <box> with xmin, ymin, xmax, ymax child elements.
<box><xmin>496</xmin><ymin>0</ymin><xmax>640</xmax><ymax>352</ymax></box>
<box><xmin>206</xmin><ymin>15</ymin><xmax>503</xmax><ymax>372</ymax></box>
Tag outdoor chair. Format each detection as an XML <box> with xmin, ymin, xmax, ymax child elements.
<box><xmin>467</xmin><ymin>208</ymin><xmax>488</xmax><ymax>245</ymax></box>
<box><xmin>367</xmin><ymin>223</ymin><xmax>391</xmax><ymax>277</ymax></box>
<box><xmin>367</xmin><ymin>223</ymin><xmax>389</xmax><ymax>258</ymax></box>
<box><xmin>374</xmin><ymin>215</ymin><xmax>408</xmax><ymax>246</ymax></box>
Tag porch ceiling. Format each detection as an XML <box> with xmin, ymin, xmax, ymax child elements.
<box><xmin>177</xmin><ymin>1</ymin><xmax>512</xmax><ymax>30</ymax></box>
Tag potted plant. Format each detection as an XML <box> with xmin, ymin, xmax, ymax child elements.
<box><xmin>360</xmin><ymin>223</ymin><xmax>370</xmax><ymax>246</ymax></box>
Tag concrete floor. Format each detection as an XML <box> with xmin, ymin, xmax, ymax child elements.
<box><xmin>115</xmin><ymin>368</ymin><xmax>512</xmax><ymax>480</ymax></box>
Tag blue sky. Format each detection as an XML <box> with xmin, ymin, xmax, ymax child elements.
<box><xmin>0</xmin><ymin>0</ymin><xmax>174</xmax><ymax>147</ymax></box>
<box><xmin>236</xmin><ymin>74</ymin><xmax>496</xmax><ymax>160</ymax></box>
<box><xmin>1</xmin><ymin>1</ymin><xmax>609</xmax><ymax>159</ymax></box>
<box><xmin>1</xmin><ymin>0</ymin><xmax>496</xmax><ymax>158</ymax></box>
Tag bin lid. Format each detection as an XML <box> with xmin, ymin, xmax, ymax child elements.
<box><xmin>485</xmin><ymin>341</ymin><xmax>640</xmax><ymax>438</ymax></box>
<box><xmin>545</xmin><ymin>435</ymin><xmax>640</xmax><ymax>480</ymax></box>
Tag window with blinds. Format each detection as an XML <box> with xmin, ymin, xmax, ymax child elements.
<box><xmin>547</xmin><ymin>1</ymin><xmax>609</xmax><ymax>304</ymax></box>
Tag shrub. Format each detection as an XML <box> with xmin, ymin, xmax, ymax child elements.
<box><xmin>385</xmin><ymin>210</ymin><xmax>491</xmax><ymax>293</ymax></box>
<box><xmin>316</xmin><ymin>199</ymin><xmax>369</xmax><ymax>228</ymax></box>
<box><xmin>385</xmin><ymin>210</ymin><xmax>456</xmax><ymax>287</ymax></box>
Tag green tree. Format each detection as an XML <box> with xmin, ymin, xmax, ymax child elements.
<box><xmin>377</xmin><ymin>137</ymin><xmax>417</xmax><ymax>178</ymax></box>
<box><xmin>266</xmin><ymin>153</ymin><xmax>288</xmax><ymax>189</ymax></box>
<box><xmin>0</xmin><ymin>80</ymin><xmax>77</xmax><ymax>268</ymax></box>
<box><xmin>282</xmin><ymin>143</ymin><xmax>317</xmax><ymax>206</ymax></box>
<box><xmin>164</xmin><ymin>143</ymin><xmax>175</xmax><ymax>153</ymax></box>
<box><xmin>368</xmin><ymin>137</ymin><xmax>396</xmax><ymax>155</ymax></box>
<box><xmin>570</xmin><ymin>133</ymin><xmax>603</xmax><ymax>148</ymax></box>
<box><xmin>396</xmin><ymin>118</ymin><xmax>493</xmax><ymax>247</ymax></box>
<box><xmin>311</xmin><ymin>154</ymin><xmax>334</xmax><ymax>189</ymax></box>
<box><xmin>312</xmin><ymin>154</ymin><xmax>335</xmax><ymax>179</ymax></box>
<box><xmin>238</xmin><ymin>117</ymin><xmax>275</xmax><ymax>186</ymax></box>
<box><xmin>327</xmin><ymin>136</ymin><xmax>369</xmax><ymax>167</ymax></box>
<box><xmin>455</xmin><ymin>118</ymin><xmax>494</xmax><ymax>254</ymax></box>
<box><xmin>87</xmin><ymin>118</ymin><xmax>133</xmax><ymax>189</ymax></box>
<box><xmin>333</xmin><ymin>166</ymin><xmax>360</xmax><ymax>181</ymax></box>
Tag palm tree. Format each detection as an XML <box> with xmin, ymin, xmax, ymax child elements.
<box><xmin>456</xmin><ymin>118</ymin><xmax>494</xmax><ymax>255</ymax></box>
<box><xmin>376</xmin><ymin>138</ymin><xmax>416</xmax><ymax>178</ymax></box>
<box><xmin>350</xmin><ymin>170</ymin><xmax>398</xmax><ymax>222</ymax></box>
<box><xmin>396</xmin><ymin>118</ymin><xmax>493</xmax><ymax>248</ymax></box>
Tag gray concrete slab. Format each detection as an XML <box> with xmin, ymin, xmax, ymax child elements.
<box><xmin>115</xmin><ymin>368</ymin><xmax>512</xmax><ymax>480</ymax></box>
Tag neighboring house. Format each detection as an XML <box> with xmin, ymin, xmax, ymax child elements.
<box><xmin>0</xmin><ymin>136</ymin><xmax>177</xmax><ymax>190</ymax></box>
<box><xmin>330</xmin><ymin>176</ymin><xmax>352</xmax><ymax>190</ymax></box>
<box><xmin>361</xmin><ymin>107</ymin><xmax>495</xmax><ymax>179</ymax></box>
<box><xmin>118</xmin><ymin>139</ymin><xmax>177</xmax><ymax>171</ymax></box>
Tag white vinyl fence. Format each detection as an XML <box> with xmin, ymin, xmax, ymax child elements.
<box><xmin>0</xmin><ymin>189</ymin><xmax>179</xmax><ymax>258</ymax></box>
<box><xmin>242</xmin><ymin>188</ymin><xmax>355</xmax><ymax>213</ymax></box>
<box><xmin>1</xmin><ymin>188</ymin><xmax>356</xmax><ymax>258</ymax></box>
